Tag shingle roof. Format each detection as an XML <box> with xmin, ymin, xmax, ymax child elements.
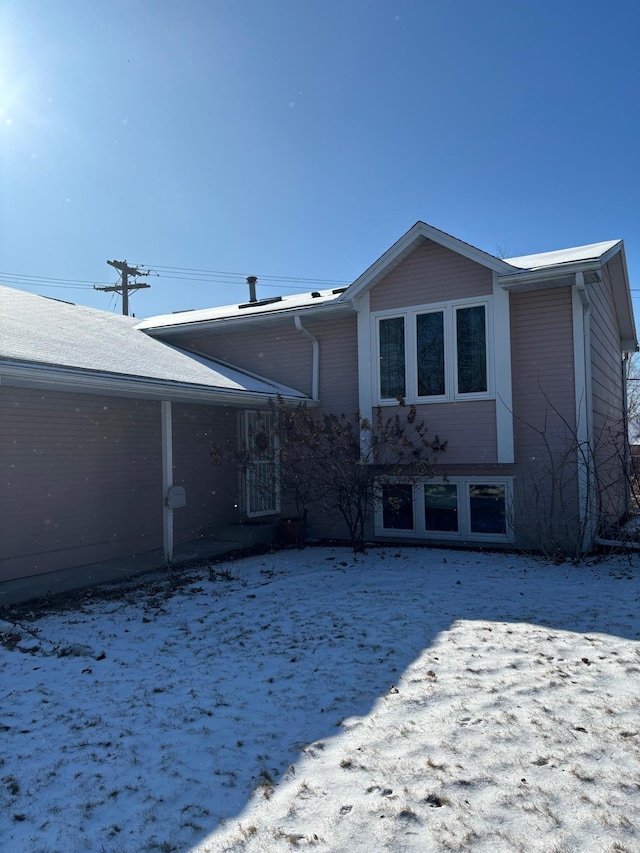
<box><xmin>136</xmin><ymin>288</ymin><xmax>345</xmax><ymax>332</ymax></box>
<box><xmin>504</xmin><ymin>240</ymin><xmax>621</xmax><ymax>270</ymax></box>
<box><xmin>0</xmin><ymin>286</ymin><xmax>308</xmax><ymax>400</ymax></box>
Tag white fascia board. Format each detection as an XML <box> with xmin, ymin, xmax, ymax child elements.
<box><xmin>0</xmin><ymin>362</ymin><xmax>313</xmax><ymax>407</ymax></box>
<box><xmin>607</xmin><ymin>243</ymin><xmax>638</xmax><ymax>352</ymax></box>
<box><xmin>140</xmin><ymin>301</ymin><xmax>352</xmax><ymax>338</ymax></box>
<box><xmin>498</xmin><ymin>260</ymin><xmax>602</xmax><ymax>288</ymax></box>
<box><xmin>339</xmin><ymin>222</ymin><xmax>515</xmax><ymax>303</ymax></box>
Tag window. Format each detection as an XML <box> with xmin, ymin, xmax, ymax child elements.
<box><xmin>376</xmin><ymin>300</ymin><xmax>490</xmax><ymax>404</ymax></box>
<box><xmin>424</xmin><ymin>483</ymin><xmax>458</xmax><ymax>532</ymax></box>
<box><xmin>382</xmin><ymin>483</ymin><xmax>414</xmax><ymax>529</ymax></box>
<box><xmin>240</xmin><ymin>411</ymin><xmax>279</xmax><ymax>517</ymax></box>
<box><xmin>379</xmin><ymin>316</ymin><xmax>405</xmax><ymax>398</ymax></box>
<box><xmin>469</xmin><ymin>483</ymin><xmax>506</xmax><ymax>534</ymax></box>
<box><xmin>376</xmin><ymin>477</ymin><xmax>511</xmax><ymax>541</ymax></box>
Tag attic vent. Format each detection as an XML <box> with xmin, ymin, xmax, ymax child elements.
<box><xmin>311</xmin><ymin>291</ymin><xmax>321</xmax><ymax>298</ymax></box>
<box><xmin>238</xmin><ymin>295</ymin><xmax>283</xmax><ymax>310</ymax></box>
<box><xmin>332</xmin><ymin>287</ymin><xmax>347</xmax><ymax>294</ymax></box>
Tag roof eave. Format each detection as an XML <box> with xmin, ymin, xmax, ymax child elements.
<box><xmin>498</xmin><ymin>260</ymin><xmax>604</xmax><ymax>288</ymax></box>
<box><xmin>0</xmin><ymin>361</ymin><xmax>314</xmax><ymax>407</ymax></box>
<box><xmin>138</xmin><ymin>299</ymin><xmax>353</xmax><ymax>337</ymax></box>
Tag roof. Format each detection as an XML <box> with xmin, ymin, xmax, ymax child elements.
<box><xmin>0</xmin><ymin>286</ymin><xmax>310</xmax><ymax>404</ymax></box>
<box><xmin>504</xmin><ymin>240</ymin><xmax>621</xmax><ymax>270</ymax></box>
<box><xmin>137</xmin><ymin>287</ymin><xmax>349</xmax><ymax>334</ymax></box>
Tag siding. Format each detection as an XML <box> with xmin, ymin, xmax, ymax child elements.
<box><xmin>590</xmin><ymin>265</ymin><xmax>627</xmax><ymax>525</ymax></box>
<box><xmin>165</xmin><ymin>314</ymin><xmax>360</xmax><ymax>416</ymax></box>
<box><xmin>509</xmin><ymin>287</ymin><xmax>580</xmax><ymax>550</ymax></box>
<box><xmin>370</xmin><ymin>239</ymin><xmax>493</xmax><ymax>312</ymax></box>
<box><xmin>0</xmin><ymin>388</ymin><xmax>163</xmax><ymax>580</ymax></box>
<box><xmin>409</xmin><ymin>400</ymin><xmax>497</xmax><ymax>464</ymax></box>
<box><xmin>172</xmin><ymin>404</ymin><xmax>240</xmax><ymax>538</ymax></box>
<box><xmin>168</xmin><ymin>323</ymin><xmax>313</xmax><ymax>397</ymax></box>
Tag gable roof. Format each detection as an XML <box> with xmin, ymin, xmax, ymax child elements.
<box><xmin>339</xmin><ymin>221</ymin><xmax>517</xmax><ymax>303</ymax></box>
<box><xmin>136</xmin><ymin>222</ymin><xmax>635</xmax><ymax>351</ymax></box>
<box><xmin>0</xmin><ymin>286</ymin><xmax>310</xmax><ymax>404</ymax></box>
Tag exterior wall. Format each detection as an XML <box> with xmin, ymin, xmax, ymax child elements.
<box><xmin>166</xmin><ymin>314</ymin><xmax>360</xmax><ymax>417</ymax></box>
<box><xmin>0</xmin><ymin>389</ymin><xmax>244</xmax><ymax>582</ymax></box>
<box><xmin>509</xmin><ymin>287</ymin><xmax>580</xmax><ymax>551</ymax></box>
<box><xmin>172</xmin><ymin>404</ymin><xmax>241</xmax><ymax>540</ymax></box>
<box><xmin>590</xmin><ymin>265</ymin><xmax>627</xmax><ymax>527</ymax></box>
<box><xmin>0</xmin><ymin>388</ymin><xmax>163</xmax><ymax>581</ymax></box>
<box><xmin>409</xmin><ymin>400</ymin><xmax>497</xmax><ymax>464</ymax></box>
<box><xmin>370</xmin><ymin>239</ymin><xmax>493</xmax><ymax>312</ymax></box>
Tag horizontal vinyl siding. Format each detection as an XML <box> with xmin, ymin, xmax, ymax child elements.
<box><xmin>0</xmin><ymin>388</ymin><xmax>162</xmax><ymax>580</ymax></box>
<box><xmin>589</xmin><ymin>268</ymin><xmax>627</xmax><ymax>524</ymax></box>
<box><xmin>172</xmin><ymin>405</ymin><xmax>240</xmax><ymax>539</ymax></box>
<box><xmin>370</xmin><ymin>240</ymin><xmax>493</xmax><ymax>313</ymax></box>
<box><xmin>168</xmin><ymin>323</ymin><xmax>313</xmax><ymax>397</ymax></box>
<box><xmin>509</xmin><ymin>287</ymin><xmax>580</xmax><ymax>550</ymax></box>
<box><xmin>408</xmin><ymin>400</ymin><xmax>497</xmax><ymax>463</ymax></box>
<box><xmin>510</xmin><ymin>288</ymin><xmax>576</xmax><ymax>439</ymax></box>
<box><xmin>306</xmin><ymin>315</ymin><xmax>358</xmax><ymax>415</ymax></box>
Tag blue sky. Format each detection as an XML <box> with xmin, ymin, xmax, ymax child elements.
<box><xmin>1</xmin><ymin>0</ymin><xmax>639</xmax><ymax>320</ymax></box>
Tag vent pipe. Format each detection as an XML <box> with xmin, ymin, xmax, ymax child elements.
<box><xmin>246</xmin><ymin>275</ymin><xmax>258</xmax><ymax>303</ymax></box>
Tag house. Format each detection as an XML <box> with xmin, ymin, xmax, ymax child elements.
<box><xmin>1</xmin><ymin>222</ymin><xmax>636</xmax><ymax>596</ymax></box>
<box><xmin>0</xmin><ymin>287</ymin><xmax>310</xmax><ymax>593</ymax></box>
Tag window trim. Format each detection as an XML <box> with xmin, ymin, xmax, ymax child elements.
<box><xmin>239</xmin><ymin>410</ymin><xmax>280</xmax><ymax>518</ymax></box>
<box><xmin>374</xmin><ymin>476</ymin><xmax>513</xmax><ymax>542</ymax></box>
<box><xmin>373</xmin><ymin>297</ymin><xmax>493</xmax><ymax>405</ymax></box>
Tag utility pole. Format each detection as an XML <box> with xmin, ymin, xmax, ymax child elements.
<box><xmin>94</xmin><ymin>260</ymin><xmax>150</xmax><ymax>315</ymax></box>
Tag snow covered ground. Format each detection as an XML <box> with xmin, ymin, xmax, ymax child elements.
<box><xmin>1</xmin><ymin>546</ymin><xmax>639</xmax><ymax>853</ymax></box>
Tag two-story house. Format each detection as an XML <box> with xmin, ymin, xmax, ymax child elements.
<box><xmin>1</xmin><ymin>222</ymin><xmax>636</xmax><ymax>593</ymax></box>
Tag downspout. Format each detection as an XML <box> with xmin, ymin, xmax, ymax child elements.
<box><xmin>161</xmin><ymin>400</ymin><xmax>174</xmax><ymax>565</ymax></box>
<box><xmin>294</xmin><ymin>316</ymin><xmax>319</xmax><ymax>401</ymax></box>
<box><xmin>575</xmin><ymin>272</ymin><xmax>595</xmax><ymax>551</ymax></box>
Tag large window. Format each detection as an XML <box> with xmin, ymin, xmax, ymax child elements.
<box><xmin>375</xmin><ymin>477</ymin><xmax>511</xmax><ymax>541</ymax></box>
<box><xmin>240</xmin><ymin>411</ymin><xmax>280</xmax><ymax>517</ymax></box>
<box><xmin>376</xmin><ymin>300</ymin><xmax>490</xmax><ymax>403</ymax></box>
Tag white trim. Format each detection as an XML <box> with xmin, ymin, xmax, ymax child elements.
<box><xmin>571</xmin><ymin>281</ymin><xmax>592</xmax><ymax>549</ymax></box>
<box><xmin>0</xmin><ymin>361</ymin><xmax>312</xmax><ymax>407</ymax></box>
<box><xmin>493</xmin><ymin>274</ymin><xmax>514</xmax><ymax>463</ymax></box>
<box><xmin>294</xmin><ymin>316</ymin><xmax>319</xmax><ymax>401</ymax></box>
<box><xmin>356</xmin><ymin>292</ymin><xmax>373</xmax><ymax>456</ymax></box>
<box><xmin>161</xmin><ymin>401</ymin><xmax>174</xmax><ymax>565</ymax></box>
<box><xmin>372</xmin><ymin>297</ymin><xmax>493</xmax><ymax>405</ymax></box>
<box><xmin>342</xmin><ymin>222</ymin><xmax>515</xmax><ymax>303</ymax></box>
<box><xmin>572</xmin><ymin>276</ymin><xmax>597</xmax><ymax>550</ymax></box>
<box><xmin>374</xmin><ymin>476</ymin><xmax>514</xmax><ymax>543</ymax></box>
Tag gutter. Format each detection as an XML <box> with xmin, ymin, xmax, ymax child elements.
<box><xmin>138</xmin><ymin>300</ymin><xmax>353</xmax><ymax>338</ymax></box>
<box><xmin>498</xmin><ymin>260</ymin><xmax>603</xmax><ymax>288</ymax></box>
<box><xmin>0</xmin><ymin>361</ymin><xmax>313</xmax><ymax>407</ymax></box>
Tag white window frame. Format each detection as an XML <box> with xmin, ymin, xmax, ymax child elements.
<box><xmin>239</xmin><ymin>410</ymin><xmax>280</xmax><ymax>518</ymax></box>
<box><xmin>373</xmin><ymin>297</ymin><xmax>493</xmax><ymax>405</ymax></box>
<box><xmin>374</xmin><ymin>476</ymin><xmax>513</xmax><ymax>542</ymax></box>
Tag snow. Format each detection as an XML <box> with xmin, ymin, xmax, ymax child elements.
<box><xmin>504</xmin><ymin>240</ymin><xmax>620</xmax><ymax>271</ymax></box>
<box><xmin>136</xmin><ymin>289</ymin><xmax>344</xmax><ymax>331</ymax></box>
<box><xmin>1</xmin><ymin>546</ymin><xmax>639</xmax><ymax>853</ymax></box>
<box><xmin>0</xmin><ymin>285</ymin><xmax>308</xmax><ymax>398</ymax></box>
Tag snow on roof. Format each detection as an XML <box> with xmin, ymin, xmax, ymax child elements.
<box><xmin>0</xmin><ymin>286</ymin><xmax>308</xmax><ymax>399</ymax></box>
<box><xmin>136</xmin><ymin>288</ymin><xmax>345</xmax><ymax>331</ymax></box>
<box><xmin>504</xmin><ymin>240</ymin><xmax>620</xmax><ymax>271</ymax></box>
